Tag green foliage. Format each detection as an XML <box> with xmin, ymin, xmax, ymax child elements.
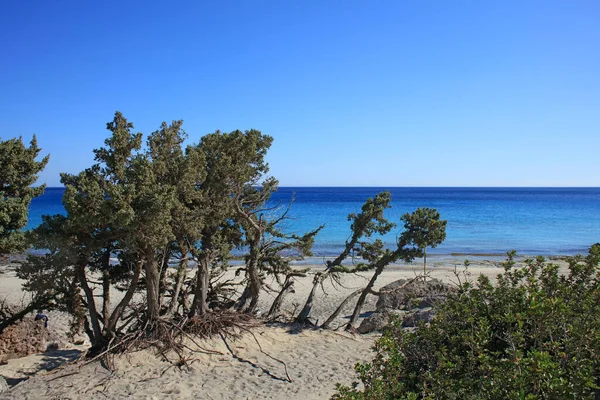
<box><xmin>333</xmin><ymin>246</ymin><xmax>600</xmax><ymax>399</ymax></box>
<box><xmin>401</xmin><ymin>207</ymin><xmax>447</xmax><ymax>274</ymax></box>
<box><xmin>328</xmin><ymin>191</ymin><xmax>397</xmax><ymax>274</ymax></box>
<box><xmin>17</xmin><ymin>215</ymin><xmax>77</xmax><ymax>313</ymax></box>
<box><xmin>21</xmin><ymin>112</ymin><xmax>317</xmax><ymax>347</ymax></box>
<box><xmin>0</xmin><ymin>136</ymin><xmax>49</xmax><ymax>254</ymax></box>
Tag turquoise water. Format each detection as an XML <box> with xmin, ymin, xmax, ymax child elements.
<box><xmin>27</xmin><ymin>187</ymin><xmax>600</xmax><ymax>256</ymax></box>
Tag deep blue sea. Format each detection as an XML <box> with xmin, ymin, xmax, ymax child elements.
<box><xmin>27</xmin><ymin>187</ymin><xmax>600</xmax><ymax>256</ymax></box>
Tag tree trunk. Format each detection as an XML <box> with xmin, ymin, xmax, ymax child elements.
<box><xmin>77</xmin><ymin>263</ymin><xmax>104</xmax><ymax>348</ymax></box>
<box><xmin>101</xmin><ymin>249</ymin><xmax>111</xmax><ymax>326</ymax></box>
<box><xmin>144</xmin><ymin>249</ymin><xmax>161</xmax><ymax>322</ymax></box>
<box><xmin>244</xmin><ymin>233</ymin><xmax>262</xmax><ymax>314</ymax></box>
<box><xmin>267</xmin><ymin>276</ymin><xmax>294</xmax><ymax>319</ymax></box>
<box><xmin>235</xmin><ymin>285</ymin><xmax>251</xmax><ymax>311</ymax></box>
<box><xmin>296</xmin><ymin>274</ymin><xmax>321</xmax><ymax>324</ymax></box>
<box><xmin>166</xmin><ymin>243</ymin><xmax>188</xmax><ymax>317</ymax></box>
<box><xmin>107</xmin><ymin>260</ymin><xmax>143</xmax><ymax>335</ymax></box>
<box><xmin>321</xmin><ymin>289</ymin><xmax>362</xmax><ymax>329</ymax></box>
<box><xmin>295</xmin><ymin>238</ymin><xmax>355</xmax><ymax>324</ymax></box>
<box><xmin>346</xmin><ymin>264</ymin><xmax>385</xmax><ymax>331</ymax></box>
<box><xmin>158</xmin><ymin>248</ymin><xmax>171</xmax><ymax>296</ymax></box>
<box><xmin>189</xmin><ymin>258</ymin><xmax>210</xmax><ymax>317</ymax></box>
<box><xmin>102</xmin><ymin>270</ymin><xmax>111</xmax><ymax>327</ymax></box>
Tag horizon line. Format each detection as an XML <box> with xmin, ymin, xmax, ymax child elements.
<box><xmin>42</xmin><ymin>185</ymin><xmax>600</xmax><ymax>189</ymax></box>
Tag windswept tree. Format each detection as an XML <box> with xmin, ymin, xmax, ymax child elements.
<box><xmin>196</xmin><ymin>129</ymin><xmax>323</xmax><ymax>314</ymax></box>
<box><xmin>296</xmin><ymin>191</ymin><xmax>400</xmax><ymax>324</ymax></box>
<box><xmin>0</xmin><ymin>136</ymin><xmax>49</xmax><ymax>255</ymax></box>
<box><xmin>401</xmin><ymin>207</ymin><xmax>447</xmax><ymax>275</ymax></box>
<box><xmin>302</xmin><ymin>192</ymin><xmax>436</xmax><ymax>331</ymax></box>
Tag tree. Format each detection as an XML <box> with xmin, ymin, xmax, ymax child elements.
<box><xmin>301</xmin><ymin>193</ymin><xmax>435</xmax><ymax>331</ymax></box>
<box><xmin>333</xmin><ymin>246</ymin><xmax>600</xmax><ymax>400</ymax></box>
<box><xmin>21</xmin><ymin>112</ymin><xmax>181</xmax><ymax>347</ymax></box>
<box><xmin>0</xmin><ymin>136</ymin><xmax>49</xmax><ymax>255</ymax></box>
<box><xmin>401</xmin><ymin>207</ymin><xmax>446</xmax><ymax>276</ymax></box>
<box><xmin>21</xmin><ymin>113</ymin><xmax>318</xmax><ymax>353</ymax></box>
<box><xmin>296</xmin><ymin>191</ymin><xmax>399</xmax><ymax>324</ymax></box>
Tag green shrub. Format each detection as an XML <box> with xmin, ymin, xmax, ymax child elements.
<box><xmin>333</xmin><ymin>245</ymin><xmax>600</xmax><ymax>400</ymax></box>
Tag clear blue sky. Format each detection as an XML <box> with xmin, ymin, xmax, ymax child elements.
<box><xmin>1</xmin><ymin>1</ymin><xmax>598</xmax><ymax>187</ymax></box>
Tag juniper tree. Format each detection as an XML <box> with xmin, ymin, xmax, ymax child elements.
<box><xmin>296</xmin><ymin>191</ymin><xmax>399</xmax><ymax>324</ymax></box>
<box><xmin>145</xmin><ymin>121</ymin><xmax>204</xmax><ymax>319</ymax></box>
<box><xmin>343</xmin><ymin>210</ymin><xmax>427</xmax><ymax>331</ymax></box>
<box><xmin>188</xmin><ymin>129</ymin><xmax>321</xmax><ymax>315</ymax></box>
<box><xmin>187</xmin><ymin>130</ymin><xmax>244</xmax><ymax>318</ymax></box>
<box><xmin>21</xmin><ymin>113</ymin><xmax>319</xmax><ymax>353</ymax></box>
<box><xmin>50</xmin><ymin>113</ymin><xmax>147</xmax><ymax>346</ymax></box>
<box><xmin>0</xmin><ymin>136</ymin><xmax>49</xmax><ymax>255</ymax></box>
<box><xmin>223</xmin><ymin>129</ymin><xmax>293</xmax><ymax>313</ymax></box>
<box><xmin>23</xmin><ymin>113</ymin><xmax>180</xmax><ymax>346</ymax></box>
<box><xmin>401</xmin><ymin>207</ymin><xmax>447</xmax><ymax>276</ymax></box>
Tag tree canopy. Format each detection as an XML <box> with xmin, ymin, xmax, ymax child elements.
<box><xmin>20</xmin><ymin>112</ymin><xmax>322</xmax><ymax>351</ymax></box>
<box><xmin>401</xmin><ymin>207</ymin><xmax>447</xmax><ymax>275</ymax></box>
<box><xmin>0</xmin><ymin>136</ymin><xmax>48</xmax><ymax>255</ymax></box>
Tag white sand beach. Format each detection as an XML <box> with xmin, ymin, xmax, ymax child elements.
<box><xmin>0</xmin><ymin>257</ymin><xmax>567</xmax><ymax>399</ymax></box>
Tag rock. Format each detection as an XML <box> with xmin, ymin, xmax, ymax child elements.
<box><xmin>376</xmin><ymin>278</ymin><xmax>453</xmax><ymax>312</ymax></box>
<box><xmin>410</xmin><ymin>294</ymin><xmax>448</xmax><ymax>309</ymax></box>
<box><xmin>357</xmin><ymin>310</ymin><xmax>405</xmax><ymax>334</ymax></box>
<box><xmin>401</xmin><ymin>308</ymin><xmax>435</xmax><ymax>328</ymax></box>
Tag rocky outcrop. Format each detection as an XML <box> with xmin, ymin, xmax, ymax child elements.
<box><xmin>375</xmin><ymin>278</ymin><xmax>453</xmax><ymax>311</ymax></box>
<box><xmin>401</xmin><ymin>308</ymin><xmax>436</xmax><ymax>328</ymax></box>
<box><xmin>358</xmin><ymin>278</ymin><xmax>453</xmax><ymax>333</ymax></box>
<box><xmin>357</xmin><ymin>310</ymin><xmax>404</xmax><ymax>334</ymax></box>
<box><xmin>0</xmin><ymin>318</ymin><xmax>47</xmax><ymax>361</ymax></box>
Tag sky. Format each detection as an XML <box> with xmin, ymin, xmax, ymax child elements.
<box><xmin>1</xmin><ymin>1</ymin><xmax>598</xmax><ymax>187</ymax></box>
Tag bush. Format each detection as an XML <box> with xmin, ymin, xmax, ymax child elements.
<box><xmin>333</xmin><ymin>246</ymin><xmax>600</xmax><ymax>400</ymax></box>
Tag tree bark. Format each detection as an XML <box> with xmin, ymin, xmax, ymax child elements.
<box><xmin>77</xmin><ymin>262</ymin><xmax>103</xmax><ymax>347</ymax></box>
<box><xmin>235</xmin><ymin>285</ymin><xmax>251</xmax><ymax>311</ymax></box>
<box><xmin>158</xmin><ymin>248</ymin><xmax>171</xmax><ymax>296</ymax></box>
<box><xmin>102</xmin><ymin>270</ymin><xmax>111</xmax><ymax>327</ymax></box>
<box><xmin>189</xmin><ymin>258</ymin><xmax>210</xmax><ymax>317</ymax></box>
<box><xmin>107</xmin><ymin>259</ymin><xmax>143</xmax><ymax>335</ymax></box>
<box><xmin>101</xmin><ymin>249</ymin><xmax>111</xmax><ymax>326</ymax></box>
<box><xmin>189</xmin><ymin>251</ymin><xmax>213</xmax><ymax>317</ymax></box>
<box><xmin>321</xmin><ymin>289</ymin><xmax>362</xmax><ymax>329</ymax></box>
<box><xmin>267</xmin><ymin>276</ymin><xmax>294</xmax><ymax>319</ymax></box>
<box><xmin>423</xmin><ymin>250</ymin><xmax>427</xmax><ymax>280</ymax></box>
<box><xmin>296</xmin><ymin>274</ymin><xmax>321</xmax><ymax>324</ymax></box>
<box><xmin>144</xmin><ymin>249</ymin><xmax>161</xmax><ymax>322</ymax></box>
<box><xmin>346</xmin><ymin>264</ymin><xmax>386</xmax><ymax>331</ymax></box>
<box><xmin>244</xmin><ymin>232</ymin><xmax>262</xmax><ymax>314</ymax></box>
<box><xmin>166</xmin><ymin>242</ymin><xmax>188</xmax><ymax>317</ymax></box>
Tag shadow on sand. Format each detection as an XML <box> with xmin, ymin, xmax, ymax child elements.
<box><xmin>2</xmin><ymin>348</ymin><xmax>83</xmax><ymax>388</ymax></box>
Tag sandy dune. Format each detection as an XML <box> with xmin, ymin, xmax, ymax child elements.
<box><xmin>0</xmin><ymin>256</ymin><xmax>555</xmax><ymax>399</ymax></box>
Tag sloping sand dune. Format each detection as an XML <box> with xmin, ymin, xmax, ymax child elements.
<box><xmin>1</xmin><ymin>257</ymin><xmax>549</xmax><ymax>399</ymax></box>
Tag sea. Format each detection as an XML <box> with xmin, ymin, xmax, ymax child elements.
<box><xmin>27</xmin><ymin>187</ymin><xmax>600</xmax><ymax>258</ymax></box>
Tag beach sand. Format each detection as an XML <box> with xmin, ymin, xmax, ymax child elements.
<box><xmin>0</xmin><ymin>256</ymin><xmax>567</xmax><ymax>399</ymax></box>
